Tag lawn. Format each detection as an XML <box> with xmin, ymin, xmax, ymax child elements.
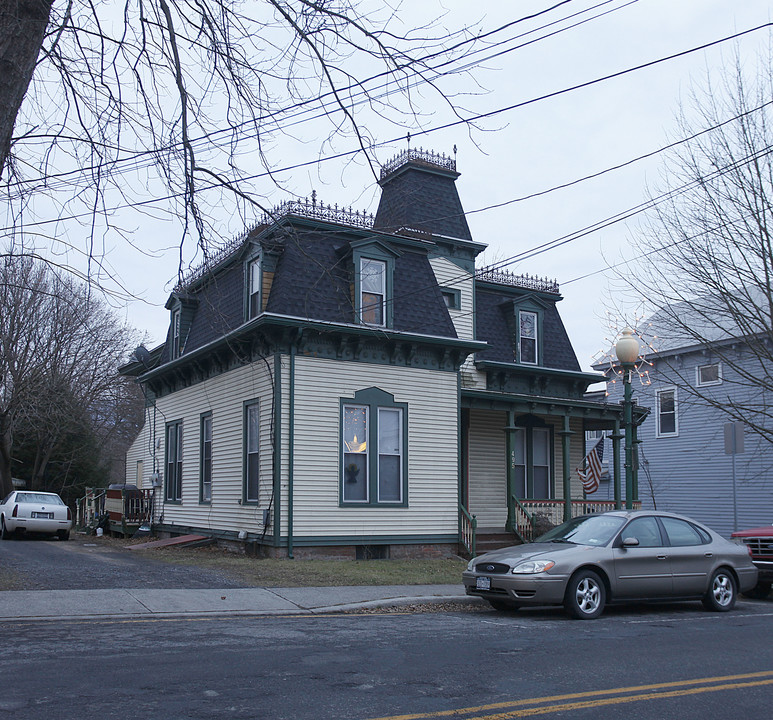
<box><xmin>140</xmin><ymin>542</ymin><xmax>467</xmax><ymax>587</ymax></box>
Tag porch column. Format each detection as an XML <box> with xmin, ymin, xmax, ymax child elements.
<box><xmin>504</xmin><ymin>409</ymin><xmax>517</xmax><ymax>533</ymax></box>
<box><xmin>610</xmin><ymin>419</ymin><xmax>622</xmax><ymax>510</ymax></box>
<box><xmin>632</xmin><ymin>421</ymin><xmax>640</xmax><ymax>503</ymax></box>
<box><xmin>560</xmin><ymin>415</ymin><xmax>573</xmax><ymax>522</ymax></box>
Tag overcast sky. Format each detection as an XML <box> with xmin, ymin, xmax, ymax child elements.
<box><xmin>13</xmin><ymin>0</ymin><xmax>773</xmax><ymax>375</ymax></box>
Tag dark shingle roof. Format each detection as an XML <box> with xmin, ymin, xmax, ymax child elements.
<box><xmin>475</xmin><ymin>286</ymin><xmax>580</xmax><ymax>371</ymax></box>
<box><xmin>374</xmin><ymin>163</ymin><xmax>472</xmax><ymax>241</ymax></box>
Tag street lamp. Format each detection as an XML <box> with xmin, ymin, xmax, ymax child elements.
<box><xmin>615</xmin><ymin>328</ymin><xmax>640</xmax><ymax>510</ymax></box>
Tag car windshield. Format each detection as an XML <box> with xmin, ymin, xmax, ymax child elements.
<box><xmin>14</xmin><ymin>492</ymin><xmax>64</xmax><ymax>505</ymax></box>
<box><xmin>534</xmin><ymin>515</ymin><xmax>626</xmax><ymax>547</ymax></box>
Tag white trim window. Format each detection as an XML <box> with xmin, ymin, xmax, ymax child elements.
<box><xmin>245</xmin><ymin>402</ymin><xmax>260</xmax><ymax>502</ymax></box>
<box><xmin>171</xmin><ymin>308</ymin><xmax>181</xmax><ymax>359</ymax></box>
<box><xmin>656</xmin><ymin>387</ymin><xmax>678</xmax><ymax>437</ymax></box>
<box><xmin>377</xmin><ymin>407</ymin><xmax>403</xmax><ymax>502</ymax></box>
<box><xmin>165</xmin><ymin>421</ymin><xmax>183</xmax><ymax>502</ymax></box>
<box><xmin>360</xmin><ymin>258</ymin><xmax>386</xmax><ymax>326</ymax></box>
<box><xmin>343</xmin><ymin>404</ymin><xmax>369</xmax><ymax>502</ymax></box>
<box><xmin>697</xmin><ymin>362</ymin><xmax>722</xmax><ymax>386</ymax></box>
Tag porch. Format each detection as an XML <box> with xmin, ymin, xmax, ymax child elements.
<box><xmin>76</xmin><ymin>485</ymin><xmax>155</xmax><ymax>536</ymax></box>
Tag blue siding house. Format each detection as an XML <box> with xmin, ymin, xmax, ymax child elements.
<box><xmin>594</xmin><ymin>312</ymin><xmax>773</xmax><ymax>538</ymax></box>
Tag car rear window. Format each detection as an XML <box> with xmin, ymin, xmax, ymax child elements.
<box><xmin>14</xmin><ymin>493</ymin><xmax>65</xmax><ymax>505</ymax></box>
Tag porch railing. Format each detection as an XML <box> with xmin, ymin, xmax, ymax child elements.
<box><xmin>511</xmin><ymin>499</ymin><xmax>641</xmax><ymax>543</ymax></box>
<box><xmin>76</xmin><ymin>488</ymin><xmax>106</xmax><ymax>529</ymax></box>
<box><xmin>459</xmin><ymin>504</ymin><xmax>477</xmax><ymax>557</ymax></box>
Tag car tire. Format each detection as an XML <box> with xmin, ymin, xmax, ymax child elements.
<box><xmin>564</xmin><ymin>569</ymin><xmax>606</xmax><ymax>620</ymax></box>
<box><xmin>57</xmin><ymin>530</ymin><xmax>70</xmax><ymax>541</ymax></box>
<box><xmin>702</xmin><ymin>568</ymin><xmax>737</xmax><ymax>612</ymax></box>
<box><xmin>743</xmin><ymin>580</ymin><xmax>772</xmax><ymax>600</ymax></box>
<box><xmin>487</xmin><ymin>599</ymin><xmax>520</xmax><ymax>612</ymax></box>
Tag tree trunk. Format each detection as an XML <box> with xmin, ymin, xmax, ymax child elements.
<box><xmin>0</xmin><ymin>416</ymin><xmax>14</xmax><ymax>497</ymax></box>
<box><xmin>0</xmin><ymin>0</ymin><xmax>54</xmax><ymax>176</ymax></box>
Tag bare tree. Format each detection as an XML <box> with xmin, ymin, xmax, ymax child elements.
<box><xmin>0</xmin><ymin>253</ymin><xmax>142</xmax><ymax>497</ymax></box>
<box><xmin>623</xmin><ymin>47</ymin><xmax>773</xmax><ymax>442</ymax></box>
<box><xmin>1</xmin><ymin>0</ymin><xmax>481</xmax><ymax>274</ymax></box>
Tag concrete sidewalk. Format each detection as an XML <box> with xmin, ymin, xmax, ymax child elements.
<box><xmin>0</xmin><ymin>584</ymin><xmax>478</xmax><ymax>621</ymax></box>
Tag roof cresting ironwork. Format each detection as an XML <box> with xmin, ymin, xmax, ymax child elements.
<box><xmin>477</xmin><ymin>266</ymin><xmax>560</xmax><ymax>295</ymax></box>
<box><xmin>380</xmin><ymin>147</ymin><xmax>457</xmax><ymax>179</ymax></box>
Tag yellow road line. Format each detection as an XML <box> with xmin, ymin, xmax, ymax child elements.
<box><xmin>366</xmin><ymin>671</ymin><xmax>773</xmax><ymax>720</ymax></box>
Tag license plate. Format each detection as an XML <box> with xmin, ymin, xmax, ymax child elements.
<box><xmin>32</xmin><ymin>512</ymin><xmax>53</xmax><ymax>519</ymax></box>
<box><xmin>476</xmin><ymin>576</ymin><xmax>491</xmax><ymax>591</ymax></box>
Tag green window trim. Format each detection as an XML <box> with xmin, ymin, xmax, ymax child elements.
<box><xmin>164</xmin><ymin>419</ymin><xmax>183</xmax><ymax>503</ymax></box>
<box><xmin>440</xmin><ymin>287</ymin><xmax>461</xmax><ymax>310</ymax></box>
<box><xmin>340</xmin><ymin>387</ymin><xmax>408</xmax><ymax>507</ymax></box>
<box><xmin>245</xmin><ymin>253</ymin><xmax>262</xmax><ymax>321</ymax></box>
<box><xmin>512</xmin><ymin>415</ymin><xmax>554</xmax><ymax>500</ymax></box>
<box><xmin>243</xmin><ymin>399</ymin><xmax>260</xmax><ymax>504</ymax></box>
<box><xmin>353</xmin><ymin>246</ymin><xmax>396</xmax><ymax>328</ymax></box>
<box><xmin>199</xmin><ymin>412</ymin><xmax>212</xmax><ymax>504</ymax></box>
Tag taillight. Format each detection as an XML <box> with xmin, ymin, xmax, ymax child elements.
<box><xmin>12</xmin><ymin>504</ymin><xmax>18</xmax><ymax>517</ymax></box>
<box><xmin>747</xmin><ymin>544</ymin><xmax>754</xmax><ymax>557</ymax></box>
<box><xmin>67</xmin><ymin>507</ymin><xmax>72</xmax><ymax>520</ymax></box>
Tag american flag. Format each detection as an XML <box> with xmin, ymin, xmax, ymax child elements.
<box><xmin>578</xmin><ymin>437</ymin><xmax>605</xmax><ymax>494</ymax></box>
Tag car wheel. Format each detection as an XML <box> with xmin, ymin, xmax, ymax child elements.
<box><xmin>488</xmin><ymin>599</ymin><xmax>520</xmax><ymax>612</ymax></box>
<box><xmin>564</xmin><ymin>569</ymin><xmax>605</xmax><ymax>619</ymax></box>
<box><xmin>57</xmin><ymin>530</ymin><xmax>70</xmax><ymax>541</ymax></box>
<box><xmin>702</xmin><ymin>568</ymin><xmax>737</xmax><ymax>611</ymax></box>
<box><xmin>743</xmin><ymin>580</ymin><xmax>772</xmax><ymax>600</ymax></box>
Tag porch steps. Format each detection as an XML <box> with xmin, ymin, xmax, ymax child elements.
<box><xmin>475</xmin><ymin>530</ymin><xmax>523</xmax><ymax>554</ymax></box>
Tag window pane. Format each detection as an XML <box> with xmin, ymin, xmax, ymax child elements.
<box><xmin>519</xmin><ymin>311</ymin><xmax>538</xmax><ymax>364</ymax></box>
<box><xmin>520</xmin><ymin>312</ymin><xmax>536</xmax><ymax>339</ymax></box>
<box><xmin>378</xmin><ymin>455</ymin><xmax>401</xmax><ymax>501</ymax></box>
<box><xmin>658</xmin><ymin>390</ymin><xmax>676</xmax><ymax>434</ymax></box>
<box><xmin>344</xmin><ymin>452</ymin><xmax>368</xmax><ymax>501</ymax></box>
<box><xmin>361</xmin><ymin>291</ymin><xmax>384</xmax><ymax>325</ymax></box>
<box><xmin>513</xmin><ymin>429</ymin><xmax>526</xmax><ymax>496</ymax></box>
<box><xmin>248</xmin><ymin>405</ymin><xmax>260</xmax><ymax>453</ymax></box>
<box><xmin>699</xmin><ymin>364</ymin><xmax>720</xmax><ymax>384</ymax></box>
<box><xmin>344</xmin><ymin>406</ymin><xmax>367</xmax><ymax>453</ymax></box>
<box><xmin>378</xmin><ymin>409</ymin><xmax>400</xmax><ymax>454</ymax></box>
<box><xmin>661</xmin><ymin>517</ymin><xmax>702</xmax><ymax>546</ymax></box>
<box><xmin>247</xmin><ymin>453</ymin><xmax>259</xmax><ymax>501</ymax></box>
<box><xmin>623</xmin><ymin>517</ymin><xmax>663</xmax><ymax>547</ymax></box>
<box><xmin>532</xmin><ymin>467</ymin><xmax>549</xmax><ymax>499</ymax></box>
<box><xmin>202</xmin><ymin>416</ymin><xmax>212</xmax><ymax>502</ymax></box>
<box><xmin>361</xmin><ymin>258</ymin><xmax>385</xmax><ymax>293</ymax></box>
<box><xmin>532</xmin><ymin>428</ymin><xmax>550</xmax><ymax>498</ymax></box>
<box><xmin>532</xmin><ymin>428</ymin><xmax>549</xmax><ymax>465</ymax></box>
<box><xmin>659</xmin><ymin>392</ymin><xmax>674</xmax><ymax>414</ymax></box>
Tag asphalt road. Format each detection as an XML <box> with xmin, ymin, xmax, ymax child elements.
<box><xmin>3</xmin><ymin>601</ymin><xmax>773</xmax><ymax>719</ymax></box>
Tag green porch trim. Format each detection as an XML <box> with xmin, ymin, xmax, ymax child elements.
<box><xmin>273</xmin><ymin>351</ymin><xmax>282</xmax><ymax>548</ymax></box>
<box><xmin>269</xmin><ymin>533</ymin><xmax>459</xmax><ymax>547</ymax></box>
<box><xmin>288</xmin><ymin>342</ymin><xmax>297</xmax><ymax>558</ymax></box>
<box><xmin>560</xmin><ymin>415</ymin><xmax>573</xmax><ymax>522</ymax></box>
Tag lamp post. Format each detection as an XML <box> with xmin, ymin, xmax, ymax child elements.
<box><xmin>615</xmin><ymin>328</ymin><xmax>640</xmax><ymax>510</ymax></box>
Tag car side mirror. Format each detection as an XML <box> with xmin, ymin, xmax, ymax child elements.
<box><xmin>622</xmin><ymin>537</ymin><xmax>640</xmax><ymax>547</ymax></box>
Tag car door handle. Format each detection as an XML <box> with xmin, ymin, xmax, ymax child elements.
<box><xmin>657</xmin><ymin>555</ymin><xmax>667</xmax><ymax>560</ymax></box>
<box><xmin>704</xmin><ymin>553</ymin><xmax>713</xmax><ymax>558</ymax></box>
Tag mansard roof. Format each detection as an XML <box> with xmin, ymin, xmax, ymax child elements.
<box><xmin>374</xmin><ymin>149</ymin><xmax>472</xmax><ymax>242</ymax></box>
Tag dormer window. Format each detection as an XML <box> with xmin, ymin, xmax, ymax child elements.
<box><xmin>248</xmin><ymin>257</ymin><xmax>261</xmax><ymax>319</ymax></box>
<box><xmin>360</xmin><ymin>257</ymin><xmax>386</xmax><ymax>326</ymax></box>
<box><xmin>519</xmin><ymin>310</ymin><xmax>538</xmax><ymax>365</ymax></box>
<box><xmin>171</xmin><ymin>308</ymin><xmax>181</xmax><ymax>359</ymax></box>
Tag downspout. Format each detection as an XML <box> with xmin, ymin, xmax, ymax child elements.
<box><xmin>504</xmin><ymin>409</ymin><xmax>516</xmax><ymax>533</ymax></box>
<box><xmin>612</xmin><ymin>418</ymin><xmax>622</xmax><ymax>509</ymax></box>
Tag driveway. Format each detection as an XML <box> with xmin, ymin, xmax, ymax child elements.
<box><xmin>0</xmin><ymin>534</ymin><xmax>249</xmax><ymax>591</ymax></box>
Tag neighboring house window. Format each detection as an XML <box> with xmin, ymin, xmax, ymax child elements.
<box><xmin>171</xmin><ymin>308</ymin><xmax>181</xmax><ymax>359</ymax></box>
<box><xmin>341</xmin><ymin>388</ymin><xmax>407</xmax><ymax>506</ymax></box>
<box><xmin>244</xmin><ymin>401</ymin><xmax>260</xmax><ymax>503</ymax></box>
<box><xmin>360</xmin><ymin>258</ymin><xmax>386</xmax><ymax>326</ymax></box>
<box><xmin>518</xmin><ymin>310</ymin><xmax>538</xmax><ymax>365</ymax></box>
<box><xmin>512</xmin><ymin>424</ymin><xmax>552</xmax><ymax>499</ymax></box>
<box><xmin>656</xmin><ymin>388</ymin><xmax>678</xmax><ymax>437</ymax></box>
<box><xmin>200</xmin><ymin>414</ymin><xmax>212</xmax><ymax>503</ymax></box>
<box><xmin>165</xmin><ymin>421</ymin><xmax>183</xmax><ymax>502</ymax></box>
<box><xmin>248</xmin><ymin>257</ymin><xmax>261</xmax><ymax>319</ymax></box>
<box><xmin>440</xmin><ymin>288</ymin><xmax>460</xmax><ymax>310</ymax></box>
<box><xmin>697</xmin><ymin>363</ymin><xmax>721</xmax><ymax>386</ymax></box>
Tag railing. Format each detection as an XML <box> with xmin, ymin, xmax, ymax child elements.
<box><xmin>514</xmin><ymin>499</ymin><xmax>641</xmax><ymax>542</ymax></box>
<box><xmin>76</xmin><ymin>488</ymin><xmax>106</xmax><ymax>529</ymax></box>
<box><xmin>477</xmin><ymin>266</ymin><xmax>560</xmax><ymax>295</ymax></box>
<box><xmin>459</xmin><ymin>504</ymin><xmax>477</xmax><ymax>557</ymax></box>
<box><xmin>106</xmin><ymin>487</ymin><xmax>155</xmax><ymax>532</ymax></box>
<box><xmin>380</xmin><ymin>148</ymin><xmax>456</xmax><ymax>178</ymax></box>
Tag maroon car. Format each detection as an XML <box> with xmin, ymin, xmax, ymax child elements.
<box><xmin>731</xmin><ymin>525</ymin><xmax>773</xmax><ymax>599</ymax></box>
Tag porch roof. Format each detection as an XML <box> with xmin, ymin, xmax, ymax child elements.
<box><xmin>461</xmin><ymin>388</ymin><xmax>649</xmax><ymax>427</ymax></box>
